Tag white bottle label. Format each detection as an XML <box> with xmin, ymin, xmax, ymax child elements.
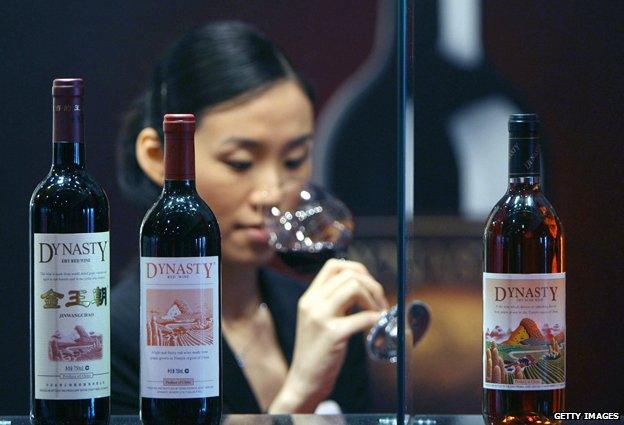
<box><xmin>140</xmin><ymin>256</ymin><xmax>220</xmax><ymax>399</ymax></box>
<box><xmin>33</xmin><ymin>232</ymin><xmax>110</xmax><ymax>400</ymax></box>
<box><xmin>483</xmin><ymin>272</ymin><xmax>566</xmax><ymax>390</ymax></box>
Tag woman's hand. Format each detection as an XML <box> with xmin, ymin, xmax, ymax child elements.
<box><xmin>269</xmin><ymin>259</ymin><xmax>388</xmax><ymax>413</ymax></box>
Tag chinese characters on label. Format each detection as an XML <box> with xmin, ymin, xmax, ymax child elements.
<box><xmin>41</xmin><ymin>288</ymin><xmax>107</xmax><ymax>309</ymax></box>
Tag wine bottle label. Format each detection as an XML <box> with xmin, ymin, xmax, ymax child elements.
<box><xmin>140</xmin><ymin>256</ymin><xmax>220</xmax><ymax>399</ymax></box>
<box><xmin>483</xmin><ymin>272</ymin><xmax>565</xmax><ymax>391</ymax></box>
<box><xmin>33</xmin><ymin>232</ymin><xmax>110</xmax><ymax>400</ymax></box>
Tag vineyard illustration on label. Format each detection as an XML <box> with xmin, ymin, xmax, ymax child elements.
<box><xmin>484</xmin><ymin>318</ymin><xmax>565</xmax><ymax>385</ymax></box>
<box><xmin>48</xmin><ymin>326</ymin><xmax>103</xmax><ymax>361</ymax></box>
<box><xmin>146</xmin><ymin>289</ymin><xmax>214</xmax><ymax>346</ymax></box>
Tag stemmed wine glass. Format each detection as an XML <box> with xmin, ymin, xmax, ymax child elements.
<box><xmin>263</xmin><ymin>184</ymin><xmax>430</xmax><ymax>362</ymax></box>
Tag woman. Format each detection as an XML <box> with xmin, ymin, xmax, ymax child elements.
<box><xmin>114</xmin><ymin>21</ymin><xmax>388</xmax><ymax>414</ymax></box>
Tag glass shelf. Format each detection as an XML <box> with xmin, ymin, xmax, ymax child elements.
<box><xmin>0</xmin><ymin>415</ymin><xmax>485</xmax><ymax>425</ymax></box>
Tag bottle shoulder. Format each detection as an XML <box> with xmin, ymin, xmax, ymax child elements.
<box><xmin>484</xmin><ymin>188</ymin><xmax>563</xmax><ymax>238</ymax></box>
<box><xmin>140</xmin><ymin>193</ymin><xmax>219</xmax><ymax>239</ymax></box>
<box><xmin>30</xmin><ymin>167</ymin><xmax>109</xmax><ymax>211</ymax></box>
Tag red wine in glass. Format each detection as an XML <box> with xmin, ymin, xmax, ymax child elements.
<box><xmin>266</xmin><ymin>185</ymin><xmax>353</xmax><ymax>276</ymax></box>
<box><xmin>276</xmin><ymin>246</ymin><xmax>339</xmax><ymax>276</ymax></box>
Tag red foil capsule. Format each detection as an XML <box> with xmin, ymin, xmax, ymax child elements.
<box><xmin>163</xmin><ymin>114</ymin><xmax>196</xmax><ymax>180</ymax></box>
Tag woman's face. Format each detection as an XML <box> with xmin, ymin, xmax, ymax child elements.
<box><xmin>194</xmin><ymin>80</ymin><xmax>314</xmax><ymax>266</ymax></box>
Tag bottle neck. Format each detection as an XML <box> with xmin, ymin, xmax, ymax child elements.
<box><xmin>53</xmin><ymin>95</ymin><xmax>84</xmax><ymax>143</ymax></box>
<box><xmin>163</xmin><ymin>179</ymin><xmax>197</xmax><ymax>194</ymax></box>
<box><xmin>508</xmin><ymin>134</ymin><xmax>541</xmax><ymax>181</ymax></box>
<box><xmin>164</xmin><ymin>134</ymin><xmax>195</xmax><ymax>180</ymax></box>
<box><xmin>52</xmin><ymin>94</ymin><xmax>85</xmax><ymax>168</ymax></box>
<box><xmin>53</xmin><ymin>142</ymin><xmax>85</xmax><ymax>168</ymax></box>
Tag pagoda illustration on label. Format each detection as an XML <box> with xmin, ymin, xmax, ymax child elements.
<box><xmin>48</xmin><ymin>326</ymin><xmax>103</xmax><ymax>361</ymax></box>
<box><xmin>146</xmin><ymin>289</ymin><xmax>214</xmax><ymax>346</ymax></box>
<box><xmin>484</xmin><ymin>318</ymin><xmax>565</xmax><ymax>385</ymax></box>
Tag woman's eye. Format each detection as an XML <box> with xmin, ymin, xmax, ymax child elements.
<box><xmin>285</xmin><ymin>155</ymin><xmax>308</xmax><ymax>170</ymax></box>
<box><xmin>225</xmin><ymin>160</ymin><xmax>252</xmax><ymax>171</ymax></box>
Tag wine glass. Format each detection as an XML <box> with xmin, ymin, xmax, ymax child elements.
<box><xmin>263</xmin><ymin>184</ymin><xmax>430</xmax><ymax>362</ymax></box>
<box><xmin>264</xmin><ymin>183</ymin><xmax>354</xmax><ymax>275</ymax></box>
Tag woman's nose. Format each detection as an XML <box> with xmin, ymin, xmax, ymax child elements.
<box><xmin>249</xmin><ymin>186</ymin><xmax>283</xmax><ymax>208</ymax></box>
<box><xmin>249</xmin><ymin>169</ymin><xmax>284</xmax><ymax>208</ymax></box>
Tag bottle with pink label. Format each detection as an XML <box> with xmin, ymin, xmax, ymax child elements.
<box><xmin>140</xmin><ymin>114</ymin><xmax>222</xmax><ymax>424</ymax></box>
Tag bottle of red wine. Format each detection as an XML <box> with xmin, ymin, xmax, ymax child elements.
<box><xmin>30</xmin><ymin>78</ymin><xmax>110</xmax><ymax>424</ymax></box>
<box><xmin>140</xmin><ymin>114</ymin><xmax>222</xmax><ymax>425</ymax></box>
<box><xmin>483</xmin><ymin>114</ymin><xmax>565</xmax><ymax>425</ymax></box>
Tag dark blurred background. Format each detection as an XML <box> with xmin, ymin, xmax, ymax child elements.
<box><xmin>1</xmin><ymin>0</ymin><xmax>622</xmax><ymax>416</ymax></box>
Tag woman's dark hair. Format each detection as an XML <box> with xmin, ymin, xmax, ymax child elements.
<box><xmin>117</xmin><ymin>20</ymin><xmax>314</xmax><ymax>208</ymax></box>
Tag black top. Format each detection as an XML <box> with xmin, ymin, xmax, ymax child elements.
<box><xmin>111</xmin><ymin>264</ymin><xmax>370</xmax><ymax>414</ymax></box>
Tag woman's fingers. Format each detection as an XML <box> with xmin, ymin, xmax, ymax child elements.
<box><xmin>324</xmin><ymin>277</ymin><xmax>380</xmax><ymax>315</ymax></box>
<box><xmin>319</xmin><ymin>269</ymin><xmax>388</xmax><ymax>311</ymax></box>
<box><xmin>334</xmin><ymin>310</ymin><xmax>381</xmax><ymax>338</ymax></box>
<box><xmin>309</xmin><ymin>259</ymin><xmax>370</xmax><ymax>291</ymax></box>
<box><xmin>360</xmin><ymin>274</ymin><xmax>388</xmax><ymax>310</ymax></box>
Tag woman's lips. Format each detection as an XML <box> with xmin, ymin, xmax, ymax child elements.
<box><xmin>237</xmin><ymin>225</ymin><xmax>269</xmax><ymax>244</ymax></box>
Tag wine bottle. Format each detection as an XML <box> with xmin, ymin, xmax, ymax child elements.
<box><xmin>30</xmin><ymin>78</ymin><xmax>111</xmax><ymax>424</ymax></box>
<box><xmin>140</xmin><ymin>114</ymin><xmax>222</xmax><ymax>425</ymax></box>
<box><xmin>482</xmin><ymin>114</ymin><xmax>565</xmax><ymax>424</ymax></box>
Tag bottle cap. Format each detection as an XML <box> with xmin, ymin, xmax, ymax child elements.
<box><xmin>163</xmin><ymin>114</ymin><xmax>195</xmax><ymax>135</ymax></box>
<box><xmin>52</xmin><ymin>78</ymin><xmax>84</xmax><ymax>96</ymax></box>
<box><xmin>509</xmin><ymin>113</ymin><xmax>540</xmax><ymax>136</ymax></box>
